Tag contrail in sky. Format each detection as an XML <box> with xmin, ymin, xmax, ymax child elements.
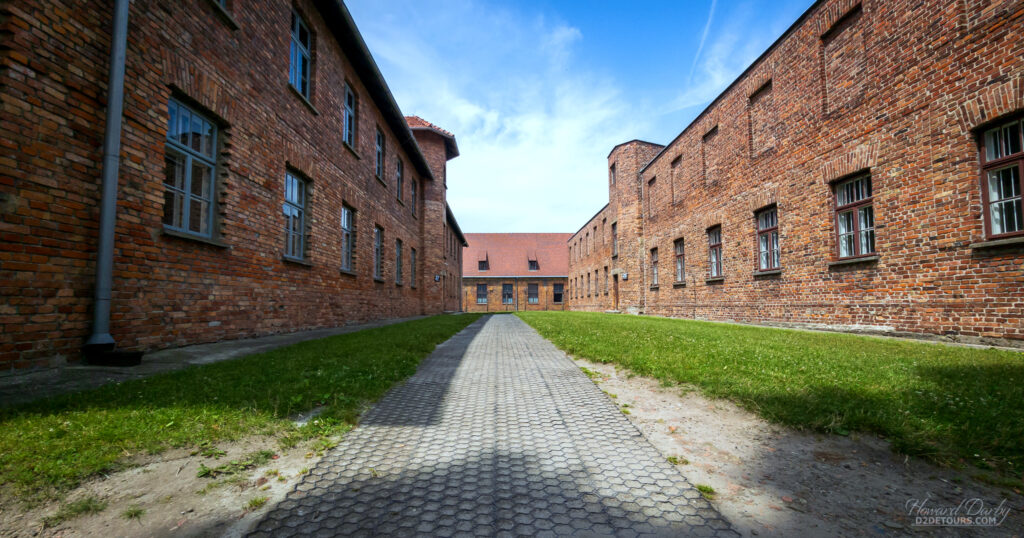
<box><xmin>688</xmin><ymin>0</ymin><xmax>718</xmax><ymax>82</ymax></box>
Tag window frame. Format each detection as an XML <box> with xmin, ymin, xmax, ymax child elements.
<box><xmin>395</xmin><ymin>238</ymin><xmax>403</xmax><ymax>285</ymax></box>
<box><xmin>502</xmin><ymin>283</ymin><xmax>514</xmax><ymax>305</ymax></box>
<box><xmin>396</xmin><ymin>159</ymin><xmax>404</xmax><ymax>201</ymax></box>
<box><xmin>340</xmin><ymin>204</ymin><xmax>355</xmax><ymax>272</ymax></box>
<box><xmin>611</xmin><ymin>222</ymin><xmax>618</xmax><ymax>257</ymax></box>
<box><xmin>527</xmin><ymin>283</ymin><xmax>539</xmax><ymax>304</ymax></box>
<box><xmin>650</xmin><ymin>247</ymin><xmax>659</xmax><ymax>287</ymax></box>
<box><xmin>164</xmin><ymin>98</ymin><xmax>218</xmax><ymax>239</ymax></box>
<box><xmin>756</xmin><ymin>206</ymin><xmax>780</xmax><ymax>271</ymax></box>
<box><xmin>476</xmin><ymin>283</ymin><xmax>488</xmax><ymax>304</ymax></box>
<box><xmin>289</xmin><ymin>11</ymin><xmax>312</xmax><ymax>98</ymax></box>
<box><xmin>708</xmin><ymin>226</ymin><xmax>723</xmax><ymax>278</ymax></box>
<box><xmin>478</xmin><ymin>259</ymin><xmax>489</xmax><ymax>271</ymax></box>
<box><xmin>343</xmin><ymin>84</ymin><xmax>357</xmax><ymax>147</ymax></box>
<box><xmin>374</xmin><ymin>128</ymin><xmax>385</xmax><ymax>179</ymax></box>
<box><xmin>411</xmin><ymin>179</ymin><xmax>418</xmax><ymax>216</ymax></box>
<box><xmin>283</xmin><ymin>172</ymin><xmax>307</xmax><ymax>261</ymax></box>
<box><xmin>673</xmin><ymin>238</ymin><xmax>685</xmax><ymax>282</ymax></box>
<box><xmin>832</xmin><ymin>174</ymin><xmax>876</xmax><ymax>259</ymax></box>
<box><xmin>373</xmin><ymin>225</ymin><xmax>384</xmax><ymax>280</ymax></box>
<box><xmin>528</xmin><ymin>259</ymin><xmax>539</xmax><ymax>271</ymax></box>
<box><xmin>979</xmin><ymin>118</ymin><xmax>1024</xmax><ymax>240</ymax></box>
<box><xmin>410</xmin><ymin>248</ymin><xmax>417</xmax><ymax>287</ymax></box>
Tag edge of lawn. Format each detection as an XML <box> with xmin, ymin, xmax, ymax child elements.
<box><xmin>0</xmin><ymin>313</ymin><xmax>484</xmax><ymax>504</ymax></box>
<box><xmin>516</xmin><ymin>310</ymin><xmax>1024</xmax><ymax>487</ymax></box>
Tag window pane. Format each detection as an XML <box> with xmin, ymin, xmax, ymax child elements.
<box><xmin>167</xmin><ymin>101</ymin><xmax>178</xmax><ymax>141</ymax></box>
<box><xmin>178</xmin><ymin>107</ymin><xmax>191</xmax><ymax>146</ymax></box>
<box><xmin>191</xmin><ymin>160</ymin><xmax>212</xmax><ymax>199</ymax></box>
<box><xmin>163</xmin><ymin>190</ymin><xmax>183</xmax><ymax>228</ymax></box>
<box><xmin>188</xmin><ymin>198</ymin><xmax>209</xmax><ymax>235</ymax></box>
<box><xmin>164</xmin><ymin>150</ymin><xmax>185</xmax><ymax>189</ymax></box>
<box><xmin>838</xmin><ymin>210</ymin><xmax>854</xmax><ymax>235</ymax></box>
<box><xmin>190</xmin><ymin>114</ymin><xmax>203</xmax><ymax>152</ymax></box>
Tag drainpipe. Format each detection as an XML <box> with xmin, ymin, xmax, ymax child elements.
<box><xmin>85</xmin><ymin>0</ymin><xmax>130</xmax><ymax>351</ymax></box>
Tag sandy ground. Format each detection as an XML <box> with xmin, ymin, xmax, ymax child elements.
<box><xmin>0</xmin><ymin>434</ymin><xmax>327</xmax><ymax>538</ymax></box>
<box><xmin>576</xmin><ymin>358</ymin><xmax>1024</xmax><ymax>538</ymax></box>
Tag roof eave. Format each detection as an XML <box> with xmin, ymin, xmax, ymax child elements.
<box><xmin>446</xmin><ymin>203</ymin><xmax>468</xmax><ymax>246</ymax></box>
<box><xmin>316</xmin><ymin>0</ymin><xmax>435</xmax><ymax>181</ymax></box>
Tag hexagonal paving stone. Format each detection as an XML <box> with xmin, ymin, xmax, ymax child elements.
<box><xmin>248</xmin><ymin>316</ymin><xmax>737</xmax><ymax>537</ymax></box>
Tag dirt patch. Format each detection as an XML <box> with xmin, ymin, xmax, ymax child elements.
<box><xmin>577</xmin><ymin>359</ymin><xmax>1024</xmax><ymax>537</ymax></box>
<box><xmin>0</xmin><ymin>435</ymin><xmax>329</xmax><ymax>537</ymax></box>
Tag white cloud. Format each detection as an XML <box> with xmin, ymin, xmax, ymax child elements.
<box><xmin>348</xmin><ymin>0</ymin><xmax>649</xmax><ymax>233</ymax></box>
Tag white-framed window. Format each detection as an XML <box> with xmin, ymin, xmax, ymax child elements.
<box><xmin>283</xmin><ymin>172</ymin><xmax>307</xmax><ymax>260</ymax></box>
<box><xmin>757</xmin><ymin>207</ymin><xmax>780</xmax><ymax>270</ymax></box>
<box><xmin>289</xmin><ymin>11</ymin><xmax>311</xmax><ymax>98</ymax></box>
<box><xmin>340</xmin><ymin>205</ymin><xmax>355</xmax><ymax>271</ymax></box>
<box><xmin>164</xmin><ymin>99</ymin><xmax>217</xmax><ymax>238</ymax></box>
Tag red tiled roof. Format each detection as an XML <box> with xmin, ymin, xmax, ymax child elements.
<box><xmin>463</xmin><ymin>233</ymin><xmax>572</xmax><ymax>278</ymax></box>
<box><xmin>406</xmin><ymin>116</ymin><xmax>459</xmax><ymax>159</ymax></box>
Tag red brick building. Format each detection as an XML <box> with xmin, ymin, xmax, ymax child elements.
<box><xmin>569</xmin><ymin>0</ymin><xmax>1024</xmax><ymax>347</ymax></box>
<box><xmin>0</xmin><ymin>0</ymin><xmax>466</xmax><ymax>371</ymax></box>
<box><xmin>462</xmin><ymin>234</ymin><xmax>571</xmax><ymax>312</ymax></box>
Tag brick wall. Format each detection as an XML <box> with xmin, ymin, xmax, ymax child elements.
<box><xmin>569</xmin><ymin>0</ymin><xmax>1024</xmax><ymax>346</ymax></box>
<box><xmin>0</xmin><ymin>0</ymin><xmax>464</xmax><ymax>371</ymax></box>
<box><xmin>462</xmin><ymin>278</ymin><xmax>567</xmax><ymax>313</ymax></box>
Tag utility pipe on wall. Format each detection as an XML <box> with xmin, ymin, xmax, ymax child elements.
<box><xmin>85</xmin><ymin>0</ymin><xmax>130</xmax><ymax>350</ymax></box>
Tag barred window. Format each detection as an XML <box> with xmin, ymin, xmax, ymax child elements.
<box><xmin>164</xmin><ymin>99</ymin><xmax>217</xmax><ymax>238</ymax></box>
<box><xmin>476</xmin><ymin>284</ymin><xmax>487</xmax><ymax>304</ymax></box>
<box><xmin>528</xmin><ymin>283</ymin><xmax>539</xmax><ymax>304</ymax></box>
<box><xmin>502</xmin><ymin>284</ymin><xmax>514</xmax><ymax>305</ymax></box>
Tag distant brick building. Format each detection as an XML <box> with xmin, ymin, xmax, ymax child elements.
<box><xmin>569</xmin><ymin>0</ymin><xmax>1024</xmax><ymax>346</ymax></box>
<box><xmin>0</xmin><ymin>0</ymin><xmax>465</xmax><ymax>371</ymax></box>
<box><xmin>462</xmin><ymin>234</ymin><xmax>571</xmax><ymax>312</ymax></box>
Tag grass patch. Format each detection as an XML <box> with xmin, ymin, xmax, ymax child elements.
<box><xmin>245</xmin><ymin>496</ymin><xmax>269</xmax><ymax>511</ymax></box>
<box><xmin>0</xmin><ymin>314</ymin><xmax>482</xmax><ymax>503</ymax></box>
<box><xmin>518</xmin><ymin>311</ymin><xmax>1024</xmax><ymax>479</ymax></box>
<box><xmin>43</xmin><ymin>496</ymin><xmax>107</xmax><ymax>527</ymax></box>
<box><xmin>121</xmin><ymin>505</ymin><xmax>145</xmax><ymax>520</ymax></box>
<box><xmin>696</xmin><ymin>484</ymin><xmax>716</xmax><ymax>500</ymax></box>
<box><xmin>196</xmin><ymin>450</ymin><xmax>275</xmax><ymax>479</ymax></box>
<box><xmin>667</xmin><ymin>455</ymin><xmax>689</xmax><ymax>465</ymax></box>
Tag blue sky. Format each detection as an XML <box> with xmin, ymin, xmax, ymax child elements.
<box><xmin>347</xmin><ymin>0</ymin><xmax>814</xmax><ymax>233</ymax></box>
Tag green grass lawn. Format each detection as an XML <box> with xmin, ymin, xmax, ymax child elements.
<box><xmin>0</xmin><ymin>314</ymin><xmax>482</xmax><ymax>503</ymax></box>
<box><xmin>517</xmin><ymin>311</ymin><xmax>1024</xmax><ymax>481</ymax></box>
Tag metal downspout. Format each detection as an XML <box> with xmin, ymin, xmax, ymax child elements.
<box><xmin>85</xmin><ymin>0</ymin><xmax>130</xmax><ymax>350</ymax></box>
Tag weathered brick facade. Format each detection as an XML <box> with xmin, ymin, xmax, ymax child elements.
<box><xmin>569</xmin><ymin>0</ymin><xmax>1024</xmax><ymax>346</ymax></box>
<box><xmin>0</xmin><ymin>0</ymin><xmax>465</xmax><ymax>371</ymax></box>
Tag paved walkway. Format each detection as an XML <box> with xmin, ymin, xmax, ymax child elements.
<box><xmin>251</xmin><ymin>315</ymin><xmax>737</xmax><ymax>537</ymax></box>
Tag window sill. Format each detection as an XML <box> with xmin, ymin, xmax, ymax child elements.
<box><xmin>162</xmin><ymin>227</ymin><xmax>230</xmax><ymax>249</ymax></box>
<box><xmin>397</xmin><ymin>198</ymin><xmax>405</xmax><ymax>206</ymax></box>
<box><xmin>375</xmin><ymin>175</ymin><xmax>387</xmax><ymax>187</ymax></box>
<box><xmin>339</xmin><ymin>268</ymin><xmax>357</xmax><ymax>277</ymax></box>
<box><xmin>373</xmin><ymin>277</ymin><xmax>385</xmax><ymax>283</ymax></box>
<box><xmin>206</xmin><ymin>0</ymin><xmax>240</xmax><ymax>30</ymax></box>
<box><xmin>395</xmin><ymin>282</ymin><xmax>403</xmax><ymax>287</ymax></box>
<box><xmin>343</xmin><ymin>142</ymin><xmax>361</xmax><ymax>160</ymax></box>
<box><xmin>753</xmin><ymin>269</ymin><xmax>782</xmax><ymax>277</ymax></box>
<box><xmin>672</xmin><ymin>281</ymin><xmax>686</xmax><ymax>288</ymax></box>
<box><xmin>282</xmin><ymin>255</ymin><xmax>312</xmax><ymax>267</ymax></box>
<box><xmin>970</xmin><ymin>236</ymin><xmax>1024</xmax><ymax>250</ymax></box>
<box><xmin>705</xmin><ymin>276</ymin><xmax>725</xmax><ymax>284</ymax></box>
<box><xmin>649</xmin><ymin>285</ymin><xmax>660</xmax><ymax>291</ymax></box>
<box><xmin>288</xmin><ymin>85</ymin><xmax>319</xmax><ymax>116</ymax></box>
<box><xmin>827</xmin><ymin>255</ymin><xmax>879</xmax><ymax>267</ymax></box>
